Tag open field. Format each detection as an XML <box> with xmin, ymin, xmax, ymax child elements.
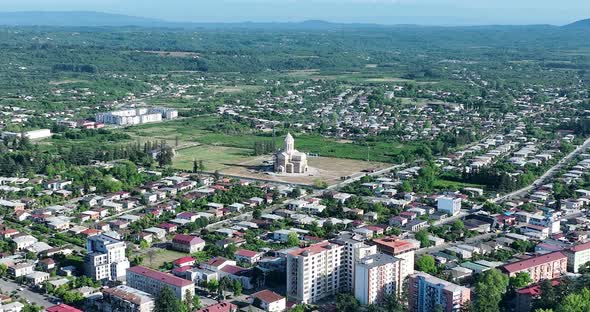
<box><xmin>433</xmin><ymin>178</ymin><xmax>484</xmax><ymax>190</ymax></box>
<box><xmin>222</xmin><ymin>156</ymin><xmax>388</xmax><ymax>186</ymax></box>
<box><xmin>173</xmin><ymin>145</ymin><xmax>254</xmax><ymax>171</ymax></box>
<box><xmin>142</xmin><ymin>249</ymin><xmax>188</xmax><ymax>269</ymax></box>
<box><xmin>125</xmin><ymin>116</ymin><xmax>413</xmax><ymax>163</ymax></box>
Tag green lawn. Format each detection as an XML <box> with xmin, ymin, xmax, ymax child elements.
<box><xmin>432</xmin><ymin>178</ymin><xmax>484</xmax><ymax>190</ymax></box>
<box><xmin>126</xmin><ymin>116</ymin><xmax>413</xmax><ymax>163</ymax></box>
<box><xmin>142</xmin><ymin>249</ymin><xmax>189</xmax><ymax>269</ymax></box>
<box><xmin>173</xmin><ymin>145</ymin><xmax>253</xmax><ymax>171</ymax></box>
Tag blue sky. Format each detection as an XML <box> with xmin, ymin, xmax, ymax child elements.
<box><xmin>2</xmin><ymin>0</ymin><xmax>589</xmax><ymax>25</ymax></box>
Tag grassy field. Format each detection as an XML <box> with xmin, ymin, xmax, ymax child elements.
<box><xmin>173</xmin><ymin>145</ymin><xmax>253</xmax><ymax>171</ymax></box>
<box><xmin>433</xmin><ymin>178</ymin><xmax>484</xmax><ymax>190</ymax></box>
<box><xmin>126</xmin><ymin>116</ymin><xmax>413</xmax><ymax>168</ymax></box>
<box><xmin>143</xmin><ymin>249</ymin><xmax>189</xmax><ymax>269</ymax></box>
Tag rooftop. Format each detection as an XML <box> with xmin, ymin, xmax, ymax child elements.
<box><xmin>251</xmin><ymin>289</ymin><xmax>285</xmax><ymax>303</ymax></box>
<box><xmin>502</xmin><ymin>252</ymin><xmax>567</xmax><ymax>273</ymax></box>
<box><xmin>127</xmin><ymin>266</ymin><xmax>193</xmax><ymax>287</ymax></box>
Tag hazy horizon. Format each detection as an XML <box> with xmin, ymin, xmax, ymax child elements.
<box><xmin>1</xmin><ymin>0</ymin><xmax>589</xmax><ymax>26</ymax></box>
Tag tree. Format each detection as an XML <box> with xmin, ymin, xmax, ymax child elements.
<box><xmin>416</xmin><ymin>255</ymin><xmax>437</xmax><ymax>274</ymax></box>
<box><xmin>287</xmin><ymin>232</ymin><xmax>300</xmax><ymax>247</ymax></box>
<box><xmin>253</xmin><ymin>209</ymin><xmax>262</xmax><ymax>219</ymax></box>
<box><xmin>207</xmin><ymin>279</ymin><xmax>219</xmax><ymax>294</ymax></box>
<box><xmin>156</xmin><ymin>145</ymin><xmax>174</xmax><ymax>167</ymax></box>
<box><xmin>232</xmin><ymin>279</ymin><xmax>243</xmax><ymax>296</ymax></box>
<box><xmin>0</xmin><ymin>264</ymin><xmax>7</xmax><ymax>277</ymax></box>
<box><xmin>183</xmin><ymin>289</ymin><xmax>194</xmax><ymax>312</ymax></box>
<box><xmin>155</xmin><ymin>287</ymin><xmax>183</xmax><ymax>312</ymax></box>
<box><xmin>451</xmin><ymin>220</ymin><xmax>465</xmax><ymax>233</ymax></box>
<box><xmin>474</xmin><ymin>269</ymin><xmax>509</xmax><ymax>312</ymax></box>
<box><xmin>556</xmin><ymin>288</ymin><xmax>590</xmax><ymax>312</ymax></box>
<box><xmin>509</xmin><ymin>272</ymin><xmax>532</xmax><ymax>290</ymax></box>
<box><xmin>193</xmin><ymin>159</ymin><xmax>199</xmax><ymax>173</ymax></box>
<box><xmin>415</xmin><ymin>229</ymin><xmax>431</xmax><ymax>248</ymax></box>
<box><xmin>336</xmin><ymin>293</ymin><xmax>360</xmax><ymax>312</ymax></box>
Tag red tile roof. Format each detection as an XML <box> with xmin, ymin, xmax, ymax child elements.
<box><xmin>172</xmin><ymin>234</ymin><xmax>204</xmax><ymax>245</ymax></box>
<box><xmin>204</xmin><ymin>257</ymin><xmax>230</xmax><ymax>268</ymax></box>
<box><xmin>235</xmin><ymin>249</ymin><xmax>260</xmax><ymax>258</ymax></box>
<box><xmin>220</xmin><ymin>265</ymin><xmax>247</xmax><ymax>275</ymax></box>
<box><xmin>372</xmin><ymin>236</ymin><xmax>416</xmax><ymax>255</ymax></box>
<box><xmin>570</xmin><ymin>241</ymin><xmax>590</xmax><ymax>252</ymax></box>
<box><xmin>502</xmin><ymin>252</ymin><xmax>567</xmax><ymax>273</ymax></box>
<box><xmin>196</xmin><ymin>302</ymin><xmax>237</xmax><ymax>312</ymax></box>
<box><xmin>517</xmin><ymin>280</ymin><xmax>560</xmax><ymax>296</ymax></box>
<box><xmin>46</xmin><ymin>304</ymin><xmax>83</xmax><ymax>312</ymax></box>
<box><xmin>127</xmin><ymin>266</ymin><xmax>193</xmax><ymax>287</ymax></box>
<box><xmin>173</xmin><ymin>256</ymin><xmax>195</xmax><ymax>266</ymax></box>
<box><xmin>288</xmin><ymin>240</ymin><xmax>341</xmax><ymax>256</ymax></box>
<box><xmin>252</xmin><ymin>289</ymin><xmax>285</xmax><ymax>303</ymax></box>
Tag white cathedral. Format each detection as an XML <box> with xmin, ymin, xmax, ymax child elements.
<box><xmin>274</xmin><ymin>133</ymin><xmax>308</xmax><ymax>174</ymax></box>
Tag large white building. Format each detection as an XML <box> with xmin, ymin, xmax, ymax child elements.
<box><xmin>437</xmin><ymin>196</ymin><xmax>461</xmax><ymax>216</ymax></box>
<box><xmin>355</xmin><ymin>253</ymin><xmax>401</xmax><ymax>305</ymax></box>
<box><xmin>96</xmin><ymin>107</ymin><xmax>178</xmax><ymax>126</ymax></box>
<box><xmin>126</xmin><ymin>266</ymin><xmax>194</xmax><ymax>300</ymax></box>
<box><xmin>564</xmin><ymin>242</ymin><xmax>590</xmax><ymax>273</ymax></box>
<box><xmin>84</xmin><ymin>234</ymin><xmax>130</xmax><ymax>281</ymax></box>
<box><xmin>1</xmin><ymin>129</ymin><xmax>52</xmax><ymax>140</ymax></box>
<box><xmin>274</xmin><ymin>133</ymin><xmax>308</xmax><ymax>174</ymax></box>
<box><xmin>333</xmin><ymin>233</ymin><xmax>377</xmax><ymax>292</ymax></box>
<box><xmin>286</xmin><ymin>241</ymin><xmax>344</xmax><ymax>304</ymax></box>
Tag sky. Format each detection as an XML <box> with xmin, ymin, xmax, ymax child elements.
<box><xmin>1</xmin><ymin>0</ymin><xmax>589</xmax><ymax>26</ymax></box>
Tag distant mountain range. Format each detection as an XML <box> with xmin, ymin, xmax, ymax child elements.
<box><xmin>0</xmin><ymin>11</ymin><xmax>588</xmax><ymax>29</ymax></box>
<box><xmin>564</xmin><ymin>18</ymin><xmax>590</xmax><ymax>28</ymax></box>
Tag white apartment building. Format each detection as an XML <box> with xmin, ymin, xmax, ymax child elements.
<box><xmin>564</xmin><ymin>242</ymin><xmax>590</xmax><ymax>273</ymax></box>
<box><xmin>286</xmin><ymin>241</ymin><xmax>345</xmax><ymax>304</ymax></box>
<box><xmin>96</xmin><ymin>107</ymin><xmax>178</xmax><ymax>126</ymax></box>
<box><xmin>333</xmin><ymin>233</ymin><xmax>377</xmax><ymax>292</ymax></box>
<box><xmin>126</xmin><ymin>266</ymin><xmax>194</xmax><ymax>300</ymax></box>
<box><xmin>355</xmin><ymin>253</ymin><xmax>401</xmax><ymax>305</ymax></box>
<box><xmin>84</xmin><ymin>234</ymin><xmax>130</xmax><ymax>281</ymax></box>
<box><xmin>437</xmin><ymin>196</ymin><xmax>461</xmax><ymax>215</ymax></box>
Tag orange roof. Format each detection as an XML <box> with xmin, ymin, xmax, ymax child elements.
<box><xmin>252</xmin><ymin>289</ymin><xmax>285</xmax><ymax>303</ymax></box>
<box><xmin>372</xmin><ymin>236</ymin><xmax>416</xmax><ymax>254</ymax></box>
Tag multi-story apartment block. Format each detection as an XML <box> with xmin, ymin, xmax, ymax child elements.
<box><xmin>333</xmin><ymin>233</ymin><xmax>377</xmax><ymax>292</ymax></box>
<box><xmin>101</xmin><ymin>285</ymin><xmax>155</xmax><ymax>312</ymax></box>
<box><xmin>564</xmin><ymin>242</ymin><xmax>590</xmax><ymax>273</ymax></box>
<box><xmin>126</xmin><ymin>266</ymin><xmax>194</xmax><ymax>300</ymax></box>
<box><xmin>408</xmin><ymin>272</ymin><xmax>471</xmax><ymax>312</ymax></box>
<box><xmin>96</xmin><ymin>107</ymin><xmax>178</xmax><ymax>126</ymax></box>
<box><xmin>354</xmin><ymin>253</ymin><xmax>400</xmax><ymax>305</ymax></box>
<box><xmin>372</xmin><ymin>236</ymin><xmax>417</xmax><ymax>295</ymax></box>
<box><xmin>501</xmin><ymin>251</ymin><xmax>567</xmax><ymax>282</ymax></box>
<box><xmin>286</xmin><ymin>241</ymin><xmax>344</xmax><ymax>304</ymax></box>
<box><xmin>84</xmin><ymin>234</ymin><xmax>130</xmax><ymax>281</ymax></box>
<box><xmin>437</xmin><ymin>196</ymin><xmax>461</xmax><ymax>216</ymax></box>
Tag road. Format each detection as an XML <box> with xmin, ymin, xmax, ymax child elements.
<box><xmin>0</xmin><ymin>278</ymin><xmax>55</xmax><ymax>308</ymax></box>
<box><xmin>493</xmin><ymin>136</ymin><xmax>590</xmax><ymax>203</ymax></box>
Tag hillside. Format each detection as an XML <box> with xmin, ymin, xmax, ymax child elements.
<box><xmin>564</xmin><ymin>18</ymin><xmax>590</xmax><ymax>28</ymax></box>
<box><xmin>0</xmin><ymin>11</ymin><xmax>167</xmax><ymax>27</ymax></box>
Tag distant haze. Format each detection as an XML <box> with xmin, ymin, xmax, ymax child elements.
<box><xmin>1</xmin><ymin>0</ymin><xmax>589</xmax><ymax>26</ymax></box>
